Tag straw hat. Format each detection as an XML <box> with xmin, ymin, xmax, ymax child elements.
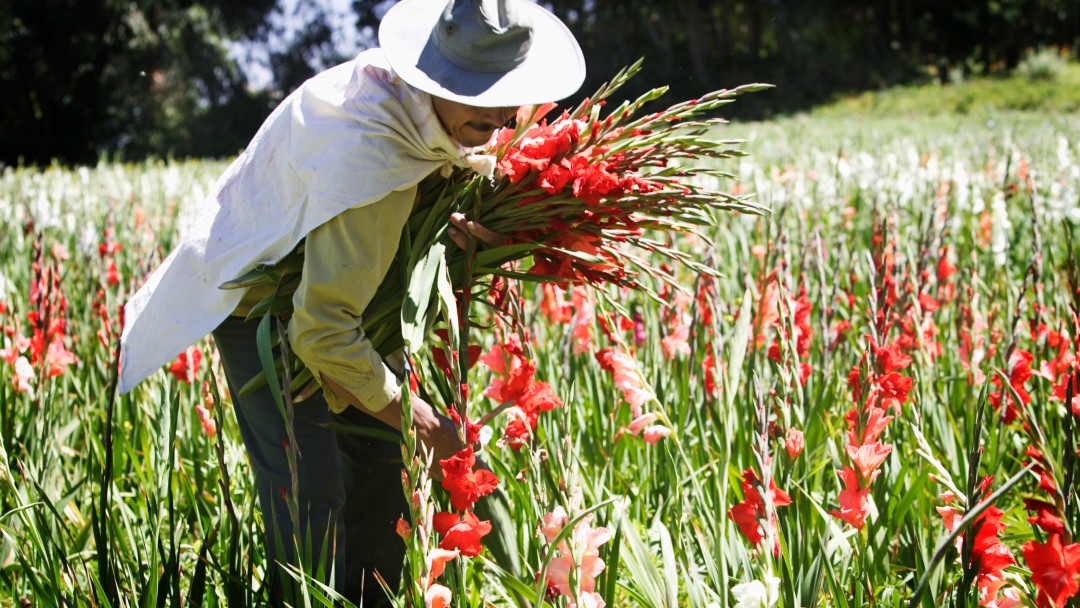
<box><xmin>379</xmin><ymin>0</ymin><xmax>586</xmax><ymax>107</ymax></box>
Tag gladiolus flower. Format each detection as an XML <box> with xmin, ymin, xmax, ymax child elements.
<box><xmin>13</xmin><ymin>356</ymin><xmax>33</xmax><ymax>392</ymax></box>
<box><xmin>45</xmin><ymin>338</ymin><xmax>77</xmax><ymax>377</ymax></box>
<box><xmin>539</xmin><ymin>506</ymin><xmax>569</xmax><ymax>544</ymax></box>
<box><xmin>1025</xmin><ymin>499</ymin><xmax>1066</xmax><ymax>536</ymax></box>
<box><xmin>831</xmin><ymin>466</ymin><xmax>872</xmax><ymax>529</ymax></box>
<box><xmin>870</xmin><ymin>339</ymin><xmax>912</xmax><ymax>373</ymax></box>
<box><xmin>731</xmin><ymin>574</ymin><xmax>780</xmax><ymax>607</ymax></box>
<box><xmin>425</xmin><ymin>583</ymin><xmax>452</xmax><ymax>608</ymax></box>
<box><xmin>989</xmin><ymin>349</ymin><xmax>1034</xmax><ymax>424</ymax></box>
<box><xmin>168</xmin><ymin>346</ymin><xmax>202</xmax><ymax>384</ymax></box>
<box><xmin>661</xmin><ymin>322</ymin><xmax>691</xmax><ymax>360</ymax></box>
<box><xmin>395</xmin><ymin>517</ymin><xmax>411</xmax><ymax>540</ymax></box>
<box><xmin>571</xmin><ymin>286</ymin><xmax>595</xmax><ymax>354</ymax></box>
<box><xmin>846</xmin><ymin>441</ymin><xmax>892</xmax><ymax>483</ymax></box>
<box><xmin>1022</xmin><ymin>534</ymin><xmax>1080</xmax><ymax>608</ymax></box>
<box><xmin>595</xmin><ymin>347</ymin><xmax>655</xmax><ymax>414</ymax></box>
<box><xmin>440</xmin><ymin>447</ymin><xmax>499</xmax><ymax>511</ymax></box>
<box><xmin>641</xmin><ymin>425</ymin><xmax>671</xmax><ymax>444</ymax></box>
<box><xmin>427</xmin><ymin>548</ymin><xmax>459</xmax><ymax>581</ymax></box>
<box><xmin>545</xmin><ymin>517</ymin><xmax>611</xmax><ymax>601</ymax></box>
<box><xmin>727</xmin><ymin>468</ymin><xmax>791</xmax><ymax>553</ymax></box>
<box><xmin>784</xmin><ymin>428</ymin><xmax>804</xmax><ymax>459</ymax></box>
<box><xmin>433</xmin><ymin>510</ymin><xmax>492</xmax><ymax>557</ymax></box>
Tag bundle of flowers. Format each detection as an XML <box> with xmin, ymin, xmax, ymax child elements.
<box><xmin>226</xmin><ymin>60</ymin><xmax>769</xmax><ymax>401</ymax></box>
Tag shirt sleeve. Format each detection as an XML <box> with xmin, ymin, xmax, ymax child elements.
<box><xmin>288</xmin><ymin>186</ymin><xmax>417</xmax><ymax>414</ymax></box>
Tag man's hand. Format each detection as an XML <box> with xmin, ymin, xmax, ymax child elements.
<box><xmin>410</xmin><ymin>394</ymin><xmax>466</xmax><ymax>478</ymax></box>
<box><xmin>322</xmin><ymin>375</ymin><xmax>465</xmax><ymax>479</ymax></box>
<box><xmin>448</xmin><ymin>212</ymin><xmax>507</xmax><ymax>250</ymax></box>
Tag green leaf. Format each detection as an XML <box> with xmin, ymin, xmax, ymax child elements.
<box><xmin>401</xmin><ymin>241</ymin><xmax>447</xmax><ymax>350</ymax></box>
<box><xmin>725</xmin><ymin>288</ymin><xmax>753</xmax><ymax>411</ymax></box>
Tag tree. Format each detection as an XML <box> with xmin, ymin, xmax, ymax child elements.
<box><xmin>0</xmin><ymin>0</ymin><xmax>278</xmax><ymax>165</ymax></box>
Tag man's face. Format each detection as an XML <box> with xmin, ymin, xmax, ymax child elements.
<box><xmin>431</xmin><ymin>97</ymin><xmax>517</xmax><ymax>148</ymax></box>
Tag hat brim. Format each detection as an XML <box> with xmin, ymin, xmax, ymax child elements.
<box><xmin>379</xmin><ymin>0</ymin><xmax>586</xmax><ymax>108</ymax></box>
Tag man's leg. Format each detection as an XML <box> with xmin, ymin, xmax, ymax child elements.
<box><xmin>334</xmin><ymin>405</ymin><xmax>409</xmax><ymax>606</ymax></box>
<box><xmin>211</xmin><ymin>315</ymin><xmax>348</xmax><ymax>604</ymax></box>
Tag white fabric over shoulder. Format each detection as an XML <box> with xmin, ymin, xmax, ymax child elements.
<box><xmin>118</xmin><ymin>49</ymin><xmax>467</xmax><ymax>393</ymax></box>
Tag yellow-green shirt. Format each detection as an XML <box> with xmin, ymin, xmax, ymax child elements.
<box><xmin>236</xmin><ymin>186</ymin><xmax>417</xmax><ymax>414</ymax></box>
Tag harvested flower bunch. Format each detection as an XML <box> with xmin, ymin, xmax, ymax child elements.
<box><xmin>225</xmin><ymin>60</ymin><xmax>770</xmax><ymax>402</ymax></box>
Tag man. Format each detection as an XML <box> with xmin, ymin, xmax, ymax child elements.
<box><xmin>118</xmin><ymin>0</ymin><xmax>585</xmax><ymax>604</ymax></box>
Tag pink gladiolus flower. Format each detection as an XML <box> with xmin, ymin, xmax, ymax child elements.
<box><xmin>540</xmin><ymin>506</ymin><xmax>569</xmax><ymax>544</ymax></box>
<box><xmin>641</xmin><ymin>425</ymin><xmax>671</xmax><ymax>444</ymax></box>
<box><xmin>595</xmin><ymin>347</ymin><xmax>655</xmax><ymax>415</ymax></box>
<box><xmin>784</xmin><ymin>428</ymin><xmax>804</xmax><ymax>459</ymax></box>
<box><xmin>571</xmin><ymin>286</ymin><xmax>595</xmax><ymax>355</ymax></box>
<box><xmin>627</xmin><ymin>412</ymin><xmax>657</xmax><ymax>436</ymax></box>
<box><xmin>831</xmin><ymin>466</ymin><xmax>872</xmax><ymax>529</ymax></box>
<box><xmin>846</xmin><ymin>441</ymin><xmax>892</xmax><ymax>482</ymax></box>
<box><xmin>936</xmin><ymin>506</ymin><xmax>961</xmax><ymax>532</ymax></box>
<box><xmin>546</xmin><ymin>520</ymin><xmax>611</xmax><ymax>600</ymax></box>
<box><xmin>427</xmin><ymin>548</ymin><xmax>459</xmax><ymax>581</ymax></box>
<box><xmin>13</xmin><ymin>356</ymin><xmax>33</xmax><ymax>392</ymax></box>
<box><xmin>425</xmin><ymin>584</ymin><xmax>452</xmax><ymax>608</ymax></box>
<box><xmin>661</xmin><ymin>323</ymin><xmax>691</xmax><ymax>360</ymax></box>
<box><xmin>45</xmin><ymin>338</ymin><xmax>77</xmax><ymax>377</ymax></box>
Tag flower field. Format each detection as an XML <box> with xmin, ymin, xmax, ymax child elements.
<box><xmin>1</xmin><ymin>109</ymin><xmax>1079</xmax><ymax>607</ymax></box>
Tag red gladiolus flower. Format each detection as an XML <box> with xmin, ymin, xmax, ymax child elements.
<box><xmin>448</xmin><ymin>406</ymin><xmax>483</xmax><ymax>445</ymax></box>
<box><xmin>1022</xmin><ymin>534</ymin><xmax>1080</xmax><ymax>608</ymax></box>
<box><xmin>1049</xmin><ymin>373</ymin><xmax>1080</xmax><ymax>417</ymax></box>
<box><xmin>168</xmin><ymin>346</ymin><xmax>202</xmax><ymax>383</ymax></box>
<box><xmin>431</xmin><ymin>329</ymin><xmax>482</xmax><ymax>382</ymax></box>
<box><xmin>1024</xmin><ymin>499</ymin><xmax>1066</xmax><ymax>536</ymax></box>
<box><xmin>876</xmin><ymin>371</ymin><xmax>913</xmax><ymax>411</ymax></box>
<box><xmin>989</xmin><ymin>349</ymin><xmax>1034</xmax><ymax>424</ymax></box>
<box><xmin>440</xmin><ymin>447</ymin><xmax>498</xmax><ymax>511</ymax></box>
<box><xmin>726</xmin><ymin>468</ymin><xmax>791</xmax><ymax>555</ymax></box>
<box><xmin>870</xmin><ymin>338</ymin><xmax>912</xmax><ymax>373</ymax></box>
<box><xmin>702</xmin><ymin>350</ymin><xmax>720</xmax><ymax>397</ymax></box>
<box><xmin>105</xmin><ymin>258</ymin><xmax>121</xmax><ymax>286</ymax></box>
<box><xmin>433</xmin><ymin>510</ymin><xmax>492</xmax><ymax>557</ymax></box>
<box><xmin>967</xmin><ymin>506</ymin><xmax>1014</xmax><ymax>596</ymax></box>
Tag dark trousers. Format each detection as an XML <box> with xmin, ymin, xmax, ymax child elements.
<box><xmin>212</xmin><ymin>315</ymin><xmax>407</xmax><ymax>606</ymax></box>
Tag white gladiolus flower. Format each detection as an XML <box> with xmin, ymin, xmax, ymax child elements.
<box><xmin>989</xmin><ymin>191</ymin><xmax>1011</xmax><ymax>267</ymax></box>
<box><xmin>1057</xmin><ymin>135</ymin><xmax>1072</xmax><ymax>171</ymax></box>
<box><xmin>731</xmin><ymin>574</ymin><xmax>780</xmax><ymax>608</ymax></box>
<box><xmin>465</xmin><ymin>153</ymin><xmax>497</xmax><ymax>180</ymax></box>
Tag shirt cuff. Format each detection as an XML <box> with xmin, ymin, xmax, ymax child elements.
<box><xmin>317</xmin><ymin>360</ymin><xmax>401</xmax><ymax>414</ymax></box>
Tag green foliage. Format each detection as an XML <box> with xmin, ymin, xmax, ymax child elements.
<box><xmin>811</xmin><ymin>61</ymin><xmax>1080</xmax><ymax>117</ymax></box>
<box><xmin>1015</xmin><ymin>46</ymin><xmax>1070</xmax><ymax>82</ymax></box>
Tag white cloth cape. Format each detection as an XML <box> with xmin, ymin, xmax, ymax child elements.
<box><xmin>118</xmin><ymin>49</ymin><xmax>470</xmax><ymax>393</ymax></box>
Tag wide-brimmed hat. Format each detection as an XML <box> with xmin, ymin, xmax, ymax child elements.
<box><xmin>379</xmin><ymin>0</ymin><xmax>585</xmax><ymax>108</ymax></box>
